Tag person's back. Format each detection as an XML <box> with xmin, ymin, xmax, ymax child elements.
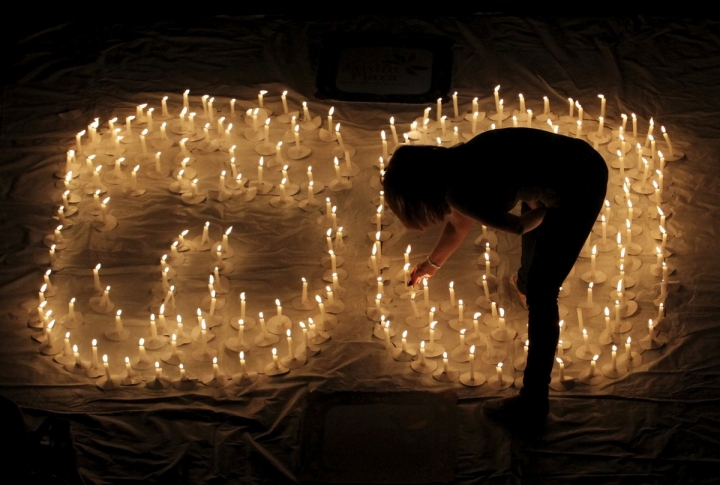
<box><xmin>447</xmin><ymin>128</ymin><xmax>604</xmax><ymax>215</ymax></box>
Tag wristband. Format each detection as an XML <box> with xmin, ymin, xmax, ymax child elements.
<box><xmin>426</xmin><ymin>257</ymin><xmax>441</xmax><ymax>270</ymax></box>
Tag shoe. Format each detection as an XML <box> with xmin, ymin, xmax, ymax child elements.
<box><xmin>509</xmin><ymin>274</ymin><xmax>528</xmax><ymax>309</ymax></box>
<box><xmin>483</xmin><ymin>395</ymin><xmax>548</xmax><ymax>435</ymax></box>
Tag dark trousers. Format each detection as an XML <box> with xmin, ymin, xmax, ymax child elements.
<box><xmin>517</xmin><ymin>158</ymin><xmax>608</xmax><ymax>401</ymax></box>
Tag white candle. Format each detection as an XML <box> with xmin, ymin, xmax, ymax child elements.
<box><xmin>598</xmin><ymin>94</ymin><xmax>606</xmax><ymax>119</ymax></box>
<box><xmin>277</xmin><ymin>90</ymin><xmax>287</xmax><ymax>115</ymax></box>
<box><xmin>286</xmin><ymin>329</ymin><xmax>294</xmax><ymax>359</ymax></box>
<box><xmin>301</xmin><ymin>277</ymin><xmax>308</xmax><ymax>303</ymax></box>
<box><xmin>543</xmin><ymin>96</ymin><xmax>549</xmax><ymax>115</ymax></box>
<box><xmin>493</xmin><ymin>86</ymin><xmax>500</xmax><ymax>112</ymax></box>
<box><xmin>469</xmin><ymin>345</ymin><xmax>476</xmax><ymax>380</ymax></box>
<box><xmin>557</xmin><ymin>358</ymin><xmax>565</xmax><ymax>381</ymax></box>
<box><xmin>75</xmin><ymin>130</ymin><xmax>85</xmax><ymax>152</ymax></box>
<box><xmin>93</xmin><ymin>264</ymin><xmax>102</xmax><ymax>290</ymax></box>
<box><xmin>496</xmin><ymin>362</ymin><xmax>504</xmax><ymax>384</ymax></box>
<box><xmin>103</xmin><ymin>355</ymin><xmax>111</xmax><ymax>380</ymax></box>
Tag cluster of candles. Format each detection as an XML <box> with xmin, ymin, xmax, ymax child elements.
<box><xmin>363</xmin><ymin>88</ymin><xmax>678</xmax><ymax>389</ymax></box>
<box><xmin>29</xmin><ymin>87</ymin><xmax>679</xmax><ymax>393</ymax></box>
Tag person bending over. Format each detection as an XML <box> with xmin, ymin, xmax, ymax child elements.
<box><xmin>383</xmin><ymin>127</ymin><xmax>607</xmax><ymax>431</ymax></box>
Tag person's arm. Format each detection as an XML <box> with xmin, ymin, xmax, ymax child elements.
<box><xmin>409</xmin><ymin>209</ymin><xmax>473</xmax><ymax>286</ymax></box>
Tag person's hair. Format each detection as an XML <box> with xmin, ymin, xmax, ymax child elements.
<box><xmin>383</xmin><ymin>144</ymin><xmax>451</xmax><ymax>230</ymax></box>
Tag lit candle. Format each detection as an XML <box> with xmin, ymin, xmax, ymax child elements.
<box><xmin>469</xmin><ymin>345</ymin><xmax>476</xmax><ymax>380</ymax></box>
<box><xmin>458</xmin><ymin>300</ymin><xmax>464</xmax><ymax>323</ymax></box>
<box><xmin>598</xmin><ymin>94</ymin><xmax>606</xmax><ymax>119</ymax></box>
<box><xmin>557</xmin><ymin>357</ymin><xmax>565</xmax><ymax>381</ymax></box>
<box><xmin>103</xmin><ymin>355</ymin><xmax>111</xmax><ymax>380</ymax></box>
<box><xmin>281</xmin><ymin>91</ymin><xmax>289</xmax><ymax>114</ymax></box>
<box><xmin>496</xmin><ymin>362</ymin><xmax>504</xmax><ymax>384</ymax></box>
<box><xmin>93</xmin><ymin>264</ymin><xmax>102</xmax><ymax>291</ymax></box>
<box><xmin>590</xmin><ymin>355</ymin><xmax>598</xmax><ymax>376</ymax></box>
<box><xmin>125</xmin><ymin>116</ymin><xmax>135</xmax><ymax>137</ymax></box>
<box><xmin>543</xmin><ymin>96</ymin><xmax>549</xmax><ymax>115</ymax></box>
<box><xmin>91</xmin><ymin>339</ymin><xmax>99</xmax><ymax>368</ymax></box>
<box><xmin>611</xmin><ymin>345</ymin><xmax>618</xmax><ymax>370</ymax></box>
<box><xmin>272</xmin><ymin>348</ymin><xmax>279</xmax><ymax>369</ymax></box>
<box><xmin>114</xmin><ymin>310</ymin><xmax>124</xmax><ymax>334</ymax></box>
<box><xmin>75</xmin><ymin>130</ymin><xmax>85</xmax><ymax>153</ymax></box>
<box><xmin>590</xmin><ymin>245</ymin><xmax>598</xmax><ymax>276</ymax></box>
<box><xmin>162</xmin><ymin>96</ymin><xmax>169</xmax><ymax>116</ymax></box>
<box><xmin>493</xmin><ymin>86</ymin><xmax>500</xmax><ymax>112</ymax></box>
<box><xmin>383</xmin><ymin>320</ymin><xmax>392</xmax><ymax>349</ymax></box>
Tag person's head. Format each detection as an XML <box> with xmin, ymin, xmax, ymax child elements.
<box><xmin>383</xmin><ymin>144</ymin><xmax>451</xmax><ymax>231</ymax></box>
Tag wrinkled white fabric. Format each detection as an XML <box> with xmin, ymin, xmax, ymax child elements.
<box><xmin>0</xmin><ymin>15</ymin><xmax>718</xmax><ymax>484</ymax></box>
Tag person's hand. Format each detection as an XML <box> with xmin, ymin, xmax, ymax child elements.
<box><xmin>527</xmin><ymin>199</ymin><xmax>546</xmax><ymax>210</ymax></box>
<box><xmin>408</xmin><ymin>259</ymin><xmax>438</xmax><ymax>287</ymax></box>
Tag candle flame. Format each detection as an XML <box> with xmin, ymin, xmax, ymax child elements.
<box><xmin>103</xmin><ymin>354</ymin><xmax>108</xmax><ymax>363</ymax></box>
